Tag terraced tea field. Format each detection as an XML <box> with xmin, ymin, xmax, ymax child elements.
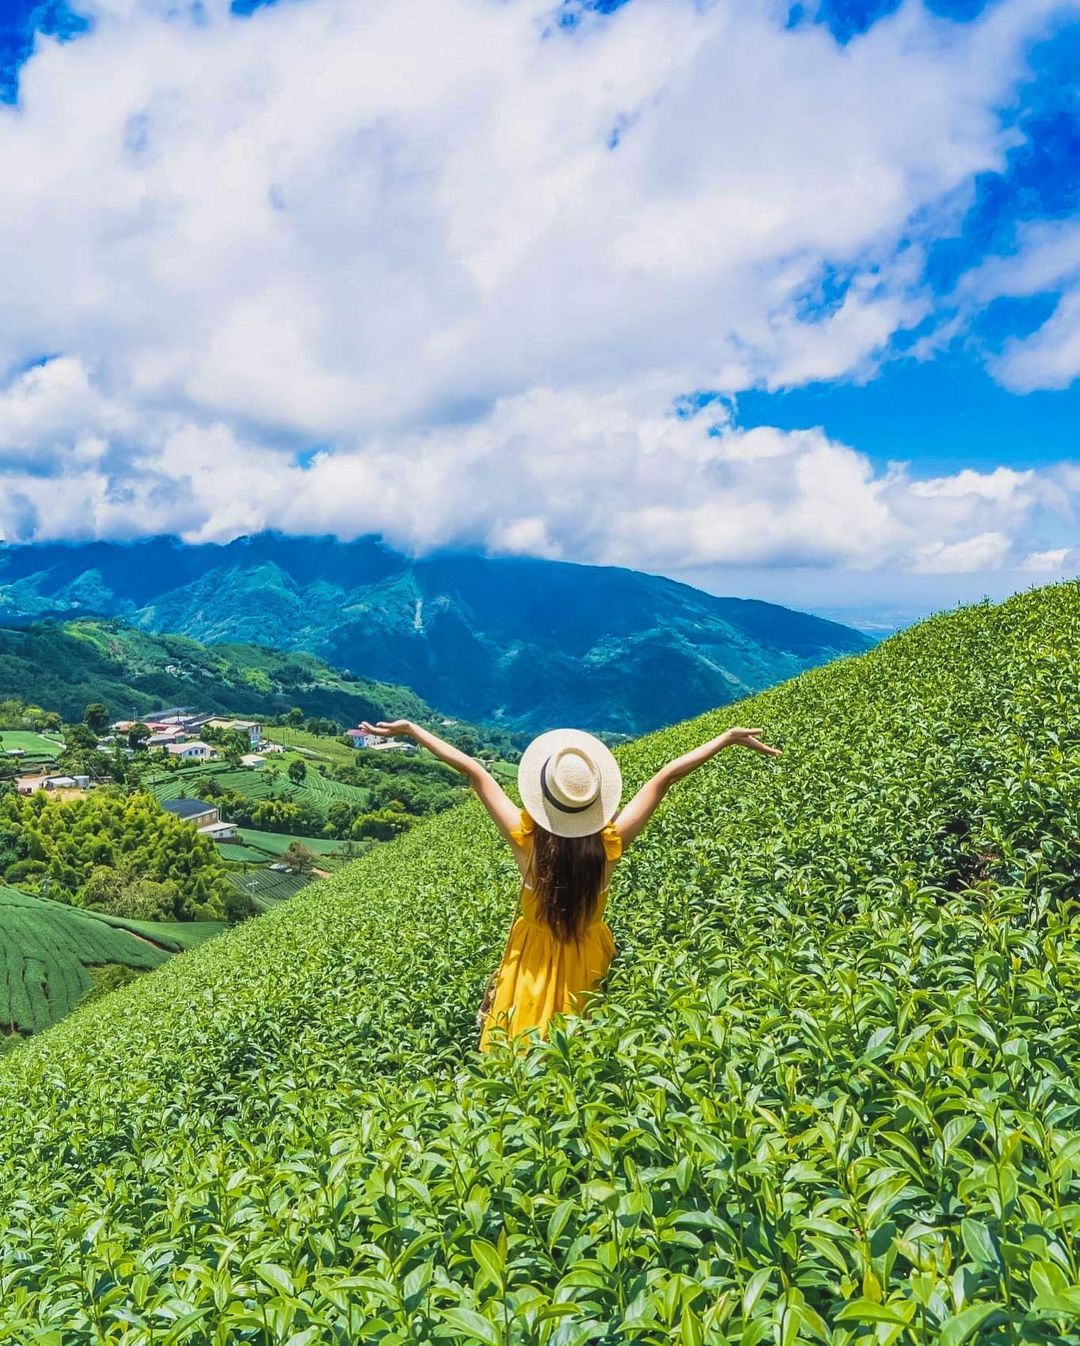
<box><xmin>225</xmin><ymin>867</ymin><xmax>316</xmax><ymax>910</ymax></box>
<box><xmin>291</xmin><ymin>769</ymin><xmax>370</xmax><ymax>808</ymax></box>
<box><xmin>263</xmin><ymin>725</ymin><xmax>360</xmax><ymax>769</ymax></box>
<box><xmin>0</xmin><ymin>885</ymin><xmax>222</xmax><ymax>1038</ymax></box>
<box><xmin>145</xmin><ymin>761</ymin><xmax>370</xmax><ymax>813</ymax></box>
<box><xmin>143</xmin><ymin>762</ymin><xmax>236</xmax><ymax>802</ymax></box>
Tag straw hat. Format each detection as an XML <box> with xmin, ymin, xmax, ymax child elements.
<box><xmin>517</xmin><ymin>728</ymin><xmax>622</xmax><ymax>838</ymax></box>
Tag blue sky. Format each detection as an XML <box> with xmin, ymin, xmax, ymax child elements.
<box><xmin>0</xmin><ymin>0</ymin><xmax>1075</xmax><ymax>628</ymax></box>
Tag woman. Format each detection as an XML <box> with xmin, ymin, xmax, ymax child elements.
<box><xmin>359</xmin><ymin>718</ymin><xmax>780</xmax><ymax>1049</ymax></box>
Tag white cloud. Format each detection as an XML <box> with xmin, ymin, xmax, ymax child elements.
<box><xmin>0</xmin><ymin>0</ymin><xmax>1075</xmax><ymax>583</ymax></box>
<box><xmin>1022</xmin><ymin>545</ymin><xmax>1078</xmax><ymax>572</ymax></box>
<box><xmin>0</xmin><ymin>361</ymin><xmax>1075</xmax><ymax>579</ymax></box>
<box><xmin>0</xmin><ymin>0</ymin><xmax>1069</xmax><ymax>423</ymax></box>
<box><xmin>911</xmin><ymin>531</ymin><xmax>1014</xmax><ymax>575</ymax></box>
<box><xmin>959</xmin><ymin>220</ymin><xmax>1080</xmax><ymax>391</ymax></box>
<box><xmin>993</xmin><ymin>287</ymin><xmax>1080</xmax><ymax>392</ymax></box>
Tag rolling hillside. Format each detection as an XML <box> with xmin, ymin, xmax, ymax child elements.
<box><xmin>0</xmin><ymin>616</ymin><xmax>444</xmax><ymax>728</ymax></box>
<box><xmin>0</xmin><ymin>885</ymin><xmax>223</xmax><ymax>1041</ymax></box>
<box><xmin>0</xmin><ymin>533</ymin><xmax>874</xmax><ymax>734</ymax></box>
<box><xmin>0</xmin><ymin>582</ymin><xmax>1076</xmax><ymax>1341</ymax></box>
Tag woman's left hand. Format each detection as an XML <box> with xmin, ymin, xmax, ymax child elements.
<box><xmin>720</xmin><ymin>727</ymin><xmax>781</xmax><ymax>756</ymax></box>
<box><xmin>359</xmin><ymin>719</ymin><xmax>415</xmax><ymax>738</ymax></box>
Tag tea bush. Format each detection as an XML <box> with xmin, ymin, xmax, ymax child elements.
<box><xmin>0</xmin><ymin>583</ymin><xmax>1078</xmax><ymax>1344</ymax></box>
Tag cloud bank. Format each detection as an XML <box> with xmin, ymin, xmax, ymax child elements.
<box><xmin>0</xmin><ymin>0</ymin><xmax>1075</xmax><ymax>592</ymax></box>
<box><xmin>0</xmin><ymin>357</ymin><xmax>1074</xmax><ymax>582</ymax></box>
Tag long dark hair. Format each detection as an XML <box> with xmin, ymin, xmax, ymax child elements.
<box><xmin>528</xmin><ymin>822</ymin><xmax>607</xmax><ymax>942</ymax></box>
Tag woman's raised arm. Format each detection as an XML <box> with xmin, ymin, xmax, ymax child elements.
<box><xmin>359</xmin><ymin>720</ymin><xmax>522</xmax><ymax>842</ymax></box>
<box><xmin>614</xmin><ymin>727</ymin><xmax>781</xmax><ymax>848</ymax></box>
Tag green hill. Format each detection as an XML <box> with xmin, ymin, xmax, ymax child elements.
<box><xmin>0</xmin><ymin>884</ymin><xmax>223</xmax><ymax>1041</ymax></box>
<box><xmin>0</xmin><ymin>615</ymin><xmax>444</xmax><ymax>729</ymax></box>
<box><xmin>0</xmin><ymin>582</ymin><xmax>1077</xmax><ymax>1342</ymax></box>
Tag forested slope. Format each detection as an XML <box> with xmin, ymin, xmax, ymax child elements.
<box><xmin>0</xmin><ymin>582</ymin><xmax>1077</xmax><ymax>1343</ymax></box>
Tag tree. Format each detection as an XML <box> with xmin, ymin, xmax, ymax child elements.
<box><xmin>286</xmin><ymin>707</ymin><xmax>304</xmax><ymax>727</ymax></box>
<box><xmin>128</xmin><ymin>723</ymin><xmax>152</xmax><ymax>751</ymax></box>
<box><xmin>223</xmin><ymin>887</ymin><xmax>257</xmax><ymax>924</ymax></box>
<box><xmin>203</xmin><ymin>725</ymin><xmax>248</xmax><ymax>762</ymax></box>
<box><xmin>76</xmin><ymin>963</ymin><xmax>146</xmax><ymax>1008</ymax></box>
<box><xmin>351</xmin><ymin>807</ymin><xmax>413</xmax><ymax>842</ymax></box>
<box><xmin>287</xmin><ymin>758</ymin><xmax>307</xmax><ymax>785</ymax></box>
<box><xmin>64</xmin><ymin>722</ymin><xmax>98</xmax><ymax>753</ymax></box>
<box><xmin>84</xmin><ymin>703</ymin><xmax>110</xmax><ymax>736</ymax></box>
<box><xmin>282</xmin><ymin>841</ymin><xmax>316</xmax><ymax>874</ymax></box>
<box><xmin>79</xmin><ymin>866</ymin><xmax>177</xmax><ymax>921</ymax></box>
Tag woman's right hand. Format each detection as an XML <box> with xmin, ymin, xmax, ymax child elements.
<box><xmin>719</xmin><ymin>727</ymin><xmax>781</xmax><ymax>756</ymax></box>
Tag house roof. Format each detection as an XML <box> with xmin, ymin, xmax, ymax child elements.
<box><xmin>161</xmin><ymin>798</ymin><xmax>216</xmax><ymax>819</ymax></box>
<box><xmin>165</xmin><ymin>740</ymin><xmax>212</xmax><ymax>754</ymax></box>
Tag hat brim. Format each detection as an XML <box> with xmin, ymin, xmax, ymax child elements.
<box><xmin>517</xmin><ymin>728</ymin><xmax>622</xmax><ymax>838</ymax></box>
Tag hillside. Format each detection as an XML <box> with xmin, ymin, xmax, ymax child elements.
<box><xmin>0</xmin><ymin>582</ymin><xmax>1077</xmax><ymax>1341</ymax></box>
<box><xmin>0</xmin><ymin>533</ymin><xmax>874</xmax><ymax>734</ymax></box>
<box><xmin>0</xmin><ymin>615</ymin><xmax>448</xmax><ymax>729</ymax></box>
<box><xmin>0</xmin><ymin>885</ymin><xmax>223</xmax><ymax>1042</ymax></box>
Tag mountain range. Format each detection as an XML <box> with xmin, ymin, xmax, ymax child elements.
<box><xmin>0</xmin><ymin>533</ymin><xmax>874</xmax><ymax>735</ymax></box>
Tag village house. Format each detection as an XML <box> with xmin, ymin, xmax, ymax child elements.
<box><xmin>197</xmin><ymin>819</ymin><xmax>239</xmax><ymax>842</ymax></box>
<box><xmin>160</xmin><ymin>799</ymin><xmax>220</xmax><ymax>828</ymax></box>
<box><xmin>160</xmin><ymin>798</ymin><xmax>238</xmax><ymax>842</ymax></box>
<box><xmin>207</xmin><ymin>718</ymin><xmax>262</xmax><ymax>747</ymax></box>
<box><xmin>163</xmin><ymin>741</ymin><xmax>216</xmax><ymax>761</ymax></box>
<box><xmin>146</xmin><ymin>727</ymin><xmax>189</xmax><ymax>748</ymax></box>
<box><xmin>16</xmin><ymin>773</ymin><xmax>91</xmax><ymax>795</ymax></box>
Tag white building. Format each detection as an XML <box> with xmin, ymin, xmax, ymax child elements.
<box><xmin>164</xmin><ymin>741</ymin><xmax>215</xmax><ymax>761</ymax></box>
<box><xmin>198</xmin><ymin>820</ymin><xmax>239</xmax><ymax>842</ymax></box>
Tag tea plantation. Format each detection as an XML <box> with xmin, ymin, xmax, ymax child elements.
<box><xmin>0</xmin><ymin>886</ymin><xmax>223</xmax><ymax>1037</ymax></box>
<box><xmin>0</xmin><ymin>583</ymin><xmax>1077</xmax><ymax>1344</ymax></box>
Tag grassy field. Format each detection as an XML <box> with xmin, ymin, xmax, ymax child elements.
<box><xmin>263</xmin><ymin>725</ymin><xmax>361</xmax><ymax>769</ymax></box>
<box><xmin>0</xmin><ymin>729</ymin><xmax>65</xmax><ymax>756</ymax></box>
<box><xmin>1</xmin><ymin>583</ymin><xmax>1076</xmax><ymax>1342</ymax></box>
<box><xmin>234</xmin><ymin>827</ymin><xmax>351</xmax><ymax>858</ymax></box>
<box><xmin>0</xmin><ymin>885</ymin><xmax>222</xmax><ymax>1038</ymax></box>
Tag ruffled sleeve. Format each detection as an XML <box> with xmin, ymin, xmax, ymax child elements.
<box><xmin>601</xmin><ymin>820</ymin><xmax>622</xmax><ymax>862</ymax></box>
<box><xmin>509</xmin><ymin>808</ymin><xmax>535</xmax><ymax>849</ymax></box>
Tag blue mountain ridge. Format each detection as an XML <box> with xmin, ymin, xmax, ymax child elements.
<box><xmin>0</xmin><ymin>533</ymin><xmax>874</xmax><ymax>735</ymax></box>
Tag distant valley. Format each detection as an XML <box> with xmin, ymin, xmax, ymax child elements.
<box><xmin>0</xmin><ymin>534</ymin><xmax>874</xmax><ymax>735</ymax></box>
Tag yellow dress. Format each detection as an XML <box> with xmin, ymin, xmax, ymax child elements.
<box><xmin>479</xmin><ymin>809</ymin><xmax>621</xmax><ymax>1052</ymax></box>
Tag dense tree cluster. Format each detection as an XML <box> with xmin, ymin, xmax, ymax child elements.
<box><xmin>197</xmin><ymin>782</ymin><xmax>325</xmax><ymax>838</ymax></box>
<box><xmin>0</xmin><ymin>790</ymin><xmax>231</xmax><ymax>920</ymax></box>
<box><xmin>336</xmin><ymin>752</ymin><xmax>467</xmax><ymax>816</ymax></box>
<box><xmin>0</xmin><ymin>699</ymin><xmax>61</xmax><ymax>732</ymax></box>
